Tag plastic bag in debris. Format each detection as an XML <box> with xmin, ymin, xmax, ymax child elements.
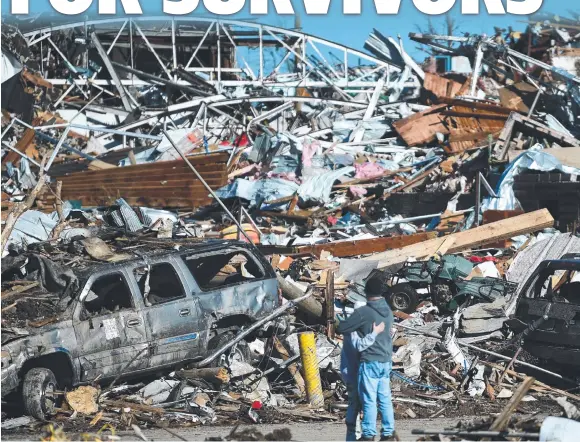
<box><xmin>443</xmin><ymin>328</ymin><xmax>468</xmax><ymax>371</ymax></box>
<box><xmin>155</xmin><ymin>129</ymin><xmax>203</xmax><ymax>162</ymax></box>
<box><xmin>393</xmin><ymin>343</ymin><xmax>422</xmax><ymax>378</ymax></box>
<box><xmin>5</xmin><ymin>158</ymin><xmax>37</xmax><ymax>190</ymax></box>
<box><xmin>133</xmin><ymin>379</ymin><xmax>195</xmax><ymax>405</ymax></box>
<box><xmin>482</xmin><ymin>150</ymin><xmax>580</xmax><ymax>213</ymax></box>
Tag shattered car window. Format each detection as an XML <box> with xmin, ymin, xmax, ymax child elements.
<box><xmin>133</xmin><ymin>263</ymin><xmax>186</xmax><ymax>306</ymax></box>
<box><xmin>83</xmin><ymin>273</ymin><xmax>133</xmax><ymax>316</ymax></box>
<box><xmin>182</xmin><ymin>251</ymin><xmax>265</xmax><ymax>291</ymax></box>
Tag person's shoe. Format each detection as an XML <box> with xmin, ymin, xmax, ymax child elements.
<box><xmin>379</xmin><ymin>432</ymin><xmax>400</xmax><ymax>441</ymax></box>
<box><xmin>357</xmin><ymin>437</ymin><xmax>375</xmax><ymax>441</ymax></box>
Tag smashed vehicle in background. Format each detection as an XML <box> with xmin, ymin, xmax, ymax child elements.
<box><xmin>371</xmin><ymin>255</ymin><xmax>517</xmax><ymax>314</ymax></box>
<box><xmin>507</xmin><ymin>253</ymin><xmax>580</xmax><ymax>367</ymax></box>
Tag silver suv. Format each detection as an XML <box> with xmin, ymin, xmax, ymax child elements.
<box><xmin>1</xmin><ymin>240</ymin><xmax>279</xmax><ymax>420</ymax></box>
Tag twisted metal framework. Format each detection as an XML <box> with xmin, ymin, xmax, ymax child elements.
<box><xmin>22</xmin><ymin>18</ymin><xmax>400</xmax><ymax>94</ymax></box>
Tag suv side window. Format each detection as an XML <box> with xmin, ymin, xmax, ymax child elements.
<box><xmin>84</xmin><ymin>273</ymin><xmax>133</xmax><ymax>316</ymax></box>
<box><xmin>182</xmin><ymin>250</ymin><xmax>265</xmax><ymax>291</ymax></box>
<box><xmin>133</xmin><ymin>263</ymin><xmax>186</xmax><ymax>305</ymax></box>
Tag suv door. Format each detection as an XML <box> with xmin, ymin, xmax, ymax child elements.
<box><xmin>73</xmin><ymin>270</ymin><xmax>150</xmax><ymax>382</ymax></box>
<box><xmin>179</xmin><ymin>247</ymin><xmax>277</xmax><ymax>351</ymax></box>
<box><xmin>129</xmin><ymin>258</ymin><xmax>201</xmax><ymax>369</ymax></box>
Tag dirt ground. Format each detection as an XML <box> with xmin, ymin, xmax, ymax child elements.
<box><xmin>1</xmin><ymin>417</ymin><xmax>468</xmax><ymax>441</ymax></box>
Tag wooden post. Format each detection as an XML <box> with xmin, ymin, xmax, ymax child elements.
<box><xmin>474</xmin><ymin>172</ymin><xmax>481</xmax><ymax>227</ymax></box>
<box><xmin>325</xmin><ymin>270</ymin><xmax>335</xmax><ymax>338</ymax></box>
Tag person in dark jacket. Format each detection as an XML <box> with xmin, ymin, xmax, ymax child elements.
<box><xmin>337</xmin><ymin>277</ymin><xmax>396</xmax><ymax>441</ymax></box>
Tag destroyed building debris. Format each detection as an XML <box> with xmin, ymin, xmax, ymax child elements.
<box><xmin>1</xmin><ymin>11</ymin><xmax>579</xmax><ymax>441</ymax></box>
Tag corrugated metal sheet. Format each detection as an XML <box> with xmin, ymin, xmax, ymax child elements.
<box><xmin>116</xmin><ymin>198</ymin><xmax>143</xmax><ymax>232</ymax></box>
<box><xmin>39</xmin><ymin>152</ymin><xmax>228</xmax><ymax>209</ymax></box>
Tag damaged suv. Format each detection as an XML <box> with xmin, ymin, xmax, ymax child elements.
<box><xmin>1</xmin><ymin>240</ymin><xmax>279</xmax><ymax>420</ymax></box>
<box><xmin>507</xmin><ymin>253</ymin><xmax>580</xmax><ymax>367</ymax></box>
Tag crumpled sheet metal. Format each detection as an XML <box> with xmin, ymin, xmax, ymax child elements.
<box><xmin>4</xmin><ymin>203</ymin><xmax>72</xmax><ymax>251</ymax></box>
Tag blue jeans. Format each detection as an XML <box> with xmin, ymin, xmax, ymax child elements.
<box><xmin>345</xmin><ymin>381</ymin><xmax>361</xmax><ymax>441</ymax></box>
<box><xmin>358</xmin><ymin>361</ymin><xmax>395</xmax><ymax>438</ymax></box>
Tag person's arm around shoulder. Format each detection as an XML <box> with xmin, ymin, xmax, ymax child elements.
<box><xmin>351</xmin><ymin>321</ymin><xmax>385</xmax><ymax>352</ymax></box>
<box><xmin>336</xmin><ymin>309</ymin><xmax>363</xmax><ymax>335</ymax></box>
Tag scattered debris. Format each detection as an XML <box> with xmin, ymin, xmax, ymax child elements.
<box><xmin>1</xmin><ymin>11</ymin><xmax>579</xmax><ymax>440</ymax></box>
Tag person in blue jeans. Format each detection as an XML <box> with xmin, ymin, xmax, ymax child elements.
<box><xmin>337</xmin><ymin>277</ymin><xmax>396</xmax><ymax>441</ymax></box>
<box><xmin>340</xmin><ymin>305</ymin><xmax>386</xmax><ymax>441</ymax></box>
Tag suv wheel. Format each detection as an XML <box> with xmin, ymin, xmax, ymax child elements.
<box><xmin>387</xmin><ymin>283</ymin><xmax>420</xmax><ymax>314</ymax></box>
<box><xmin>208</xmin><ymin>332</ymin><xmax>252</xmax><ymax>368</ymax></box>
<box><xmin>22</xmin><ymin>368</ymin><xmax>58</xmax><ymax>420</ymax></box>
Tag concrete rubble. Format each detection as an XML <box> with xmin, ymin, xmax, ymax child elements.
<box><xmin>1</xmin><ymin>11</ymin><xmax>579</xmax><ymax>441</ymax></box>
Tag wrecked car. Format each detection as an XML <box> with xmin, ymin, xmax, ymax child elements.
<box><xmin>1</xmin><ymin>240</ymin><xmax>280</xmax><ymax>420</ymax></box>
<box><xmin>377</xmin><ymin>255</ymin><xmax>516</xmax><ymax>314</ymax></box>
<box><xmin>507</xmin><ymin>253</ymin><xmax>580</xmax><ymax>367</ymax></box>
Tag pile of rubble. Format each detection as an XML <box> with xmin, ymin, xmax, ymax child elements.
<box><xmin>1</xmin><ymin>12</ymin><xmax>579</xmax><ymax>441</ymax></box>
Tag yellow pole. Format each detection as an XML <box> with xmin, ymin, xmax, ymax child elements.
<box><xmin>298</xmin><ymin>331</ymin><xmax>324</xmax><ymax>408</ymax></box>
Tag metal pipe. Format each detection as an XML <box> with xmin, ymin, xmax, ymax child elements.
<box><xmin>161</xmin><ymin>128</ymin><xmax>256</xmax><ymax>246</ymax></box>
<box><xmin>194</xmin><ymin>292</ymin><xmax>313</xmax><ymax>368</ymax></box>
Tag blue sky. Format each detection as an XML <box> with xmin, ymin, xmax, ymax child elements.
<box><xmin>1</xmin><ymin>0</ymin><xmax>577</xmax><ymax>59</ymax></box>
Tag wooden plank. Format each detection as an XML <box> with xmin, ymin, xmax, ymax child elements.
<box><xmin>423</xmin><ymin>73</ymin><xmax>464</xmax><ymax>100</ymax></box>
<box><xmin>299</xmin><ymin>232</ymin><xmax>437</xmax><ymax>258</ymax></box>
<box><xmin>2</xmin><ymin>128</ymin><xmax>36</xmax><ymax>165</ymax></box>
<box><xmin>489</xmin><ymin>377</ymin><xmax>535</xmax><ymax>432</ymax></box>
<box><xmin>392</xmin><ymin>104</ymin><xmax>449</xmax><ymax>146</ymax></box>
<box><xmin>365</xmin><ymin>209</ymin><xmax>554</xmax><ymax>268</ymax></box>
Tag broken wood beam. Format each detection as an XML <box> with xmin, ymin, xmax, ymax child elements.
<box><xmin>177</xmin><ymin>367</ymin><xmax>230</xmax><ymax>385</ymax></box>
<box><xmin>1</xmin><ymin>155</ymin><xmax>48</xmax><ymax>252</ymax></box>
<box><xmin>102</xmin><ymin>400</ymin><xmax>165</xmax><ymax>415</ymax></box>
<box><xmin>281</xmin><ymin>232</ymin><xmax>437</xmax><ymax>258</ymax></box>
<box><xmin>489</xmin><ymin>376</ymin><xmax>535</xmax><ymax>433</ymax></box>
<box><xmin>273</xmin><ymin>337</ymin><xmax>306</xmax><ymax>397</ymax></box>
<box><xmin>366</xmin><ymin>209</ymin><xmax>554</xmax><ymax>268</ymax></box>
